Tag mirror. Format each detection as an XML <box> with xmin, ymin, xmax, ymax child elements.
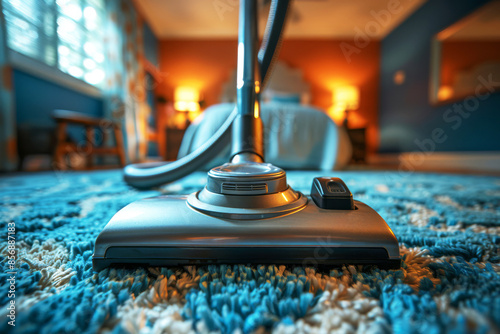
<box><xmin>430</xmin><ymin>0</ymin><xmax>500</xmax><ymax>104</ymax></box>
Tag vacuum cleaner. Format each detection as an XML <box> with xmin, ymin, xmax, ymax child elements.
<box><xmin>92</xmin><ymin>0</ymin><xmax>400</xmax><ymax>271</ymax></box>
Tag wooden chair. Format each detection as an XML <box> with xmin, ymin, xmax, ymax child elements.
<box><xmin>51</xmin><ymin>110</ymin><xmax>126</xmax><ymax>170</ymax></box>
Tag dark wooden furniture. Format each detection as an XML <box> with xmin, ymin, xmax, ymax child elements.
<box><xmin>347</xmin><ymin>127</ymin><xmax>367</xmax><ymax>163</ymax></box>
<box><xmin>17</xmin><ymin>124</ymin><xmax>56</xmax><ymax>170</ymax></box>
<box><xmin>166</xmin><ymin>128</ymin><xmax>186</xmax><ymax>161</ymax></box>
<box><xmin>52</xmin><ymin>110</ymin><xmax>126</xmax><ymax>170</ymax></box>
<box><xmin>146</xmin><ymin>102</ymin><xmax>168</xmax><ymax>160</ymax></box>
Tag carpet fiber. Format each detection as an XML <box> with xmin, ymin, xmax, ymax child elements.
<box><xmin>1</xmin><ymin>170</ymin><xmax>499</xmax><ymax>333</ymax></box>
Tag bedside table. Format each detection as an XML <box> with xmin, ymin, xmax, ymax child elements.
<box><xmin>165</xmin><ymin>128</ymin><xmax>186</xmax><ymax>161</ymax></box>
<box><xmin>347</xmin><ymin>128</ymin><xmax>367</xmax><ymax>163</ymax></box>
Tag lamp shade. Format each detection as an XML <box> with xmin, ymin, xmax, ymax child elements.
<box><xmin>174</xmin><ymin>86</ymin><xmax>200</xmax><ymax>112</ymax></box>
<box><xmin>333</xmin><ymin>86</ymin><xmax>360</xmax><ymax>110</ymax></box>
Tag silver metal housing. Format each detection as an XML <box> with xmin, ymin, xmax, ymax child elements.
<box><xmin>207</xmin><ymin>162</ymin><xmax>287</xmax><ymax>195</ymax></box>
<box><xmin>187</xmin><ymin>187</ymin><xmax>308</xmax><ymax>220</ymax></box>
<box><xmin>93</xmin><ymin>194</ymin><xmax>400</xmax><ymax>271</ymax></box>
<box><xmin>194</xmin><ymin>162</ymin><xmax>307</xmax><ymax>219</ymax></box>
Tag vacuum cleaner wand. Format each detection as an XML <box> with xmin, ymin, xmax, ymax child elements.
<box><xmin>232</xmin><ymin>0</ymin><xmax>264</xmax><ymax>163</ymax></box>
<box><xmin>93</xmin><ymin>0</ymin><xmax>401</xmax><ymax>271</ymax></box>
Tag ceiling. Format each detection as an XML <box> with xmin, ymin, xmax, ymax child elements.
<box><xmin>134</xmin><ymin>0</ymin><xmax>427</xmax><ymax>39</ymax></box>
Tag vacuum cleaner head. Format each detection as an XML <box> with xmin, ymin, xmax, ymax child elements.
<box><xmin>93</xmin><ymin>162</ymin><xmax>400</xmax><ymax>271</ymax></box>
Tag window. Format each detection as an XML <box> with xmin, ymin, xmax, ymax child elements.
<box><xmin>2</xmin><ymin>0</ymin><xmax>106</xmax><ymax>88</ymax></box>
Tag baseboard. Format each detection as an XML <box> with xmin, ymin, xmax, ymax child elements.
<box><xmin>368</xmin><ymin>151</ymin><xmax>500</xmax><ymax>173</ymax></box>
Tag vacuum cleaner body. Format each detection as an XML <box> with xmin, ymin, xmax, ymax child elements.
<box><xmin>93</xmin><ymin>0</ymin><xmax>400</xmax><ymax>271</ymax></box>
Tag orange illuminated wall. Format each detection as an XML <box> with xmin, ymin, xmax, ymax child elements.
<box><xmin>159</xmin><ymin>40</ymin><xmax>237</xmax><ymax>107</ymax></box>
<box><xmin>159</xmin><ymin>39</ymin><xmax>380</xmax><ymax>151</ymax></box>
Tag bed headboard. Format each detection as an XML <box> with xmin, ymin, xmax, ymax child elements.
<box><xmin>220</xmin><ymin>61</ymin><xmax>311</xmax><ymax>104</ymax></box>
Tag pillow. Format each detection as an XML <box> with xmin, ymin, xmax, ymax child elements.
<box><xmin>269</xmin><ymin>93</ymin><xmax>301</xmax><ymax>104</ymax></box>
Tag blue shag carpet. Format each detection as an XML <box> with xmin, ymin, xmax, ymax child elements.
<box><xmin>1</xmin><ymin>170</ymin><xmax>499</xmax><ymax>333</ymax></box>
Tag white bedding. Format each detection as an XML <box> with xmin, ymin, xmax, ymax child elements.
<box><xmin>178</xmin><ymin>102</ymin><xmax>352</xmax><ymax>170</ymax></box>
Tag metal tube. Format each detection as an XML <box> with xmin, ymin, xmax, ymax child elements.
<box><xmin>232</xmin><ymin>0</ymin><xmax>264</xmax><ymax>162</ymax></box>
<box><xmin>236</xmin><ymin>0</ymin><xmax>258</xmax><ymax>116</ymax></box>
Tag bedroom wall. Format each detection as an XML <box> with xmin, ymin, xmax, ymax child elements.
<box><xmin>379</xmin><ymin>0</ymin><xmax>500</xmax><ymax>153</ymax></box>
<box><xmin>159</xmin><ymin>38</ymin><xmax>380</xmax><ymax>152</ymax></box>
<box><xmin>143</xmin><ymin>22</ymin><xmax>159</xmax><ymax>67</ymax></box>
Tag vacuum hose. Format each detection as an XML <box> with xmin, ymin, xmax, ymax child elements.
<box><xmin>124</xmin><ymin>110</ymin><xmax>236</xmax><ymax>189</ymax></box>
<box><xmin>124</xmin><ymin>0</ymin><xmax>291</xmax><ymax>189</ymax></box>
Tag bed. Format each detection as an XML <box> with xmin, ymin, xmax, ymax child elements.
<box><xmin>178</xmin><ymin>62</ymin><xmax>352</xmax><ymax>170</ymax></box>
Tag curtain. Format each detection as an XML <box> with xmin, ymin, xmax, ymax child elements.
<box><xmin>104</xmin><ymin>0</ymin><xmax>150</xmax><ymax>163</ymax></box>
<box><xmin>0</xmin><ymin>2</ymin><xmax>16</xmax><ymax>171</ymax></box>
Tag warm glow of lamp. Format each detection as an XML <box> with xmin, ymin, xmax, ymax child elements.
<box><xmin>333</xmin><ymin>86</ymin><xmax>360</xmax><ymax>111</ymax></box>
<box><xmin>174</xmin><ymin>86</ymin><xmax>200</xmax><ymax>112</ymax></box>
<box><xmin>329</xmin><ymin>86</ymin><xmax>360</xmax><ymax>126</ymax></box>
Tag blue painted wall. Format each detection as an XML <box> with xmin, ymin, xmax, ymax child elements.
<box><xmin>143</xmin><ymin>21</ymin><xmax>159</xmax><ymax>156</ymax></box>
<box><xmin>143</xmin><ymin>22</ymin><xmax>159</xmax><ymax>67</ymax></box>
<box><xmin>14</xmin><ymin>69</ymin><xmax>103</xmax><ymax>128</ymax></box>
<box><xmin>379</xmin><ymin>0</ymin><xmax>500</xmax><ymax>153</ymax></box>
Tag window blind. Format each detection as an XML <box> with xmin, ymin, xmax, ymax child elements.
<box><xmin>2</xmin><ymin>0</ymin><xmax>106</xmax><ymax>88</ymax></box>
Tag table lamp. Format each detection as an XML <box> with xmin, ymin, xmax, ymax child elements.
<box><xmin>330</xmin><ymin>86</ymin><xmax>360</xmax><ymax>127</ymax></box>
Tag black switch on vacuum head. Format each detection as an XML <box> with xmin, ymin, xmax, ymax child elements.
<box><xmin>311</xmin><ymin>177</ymin><xmax>355</xmax><ymax>210</ymax></box>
